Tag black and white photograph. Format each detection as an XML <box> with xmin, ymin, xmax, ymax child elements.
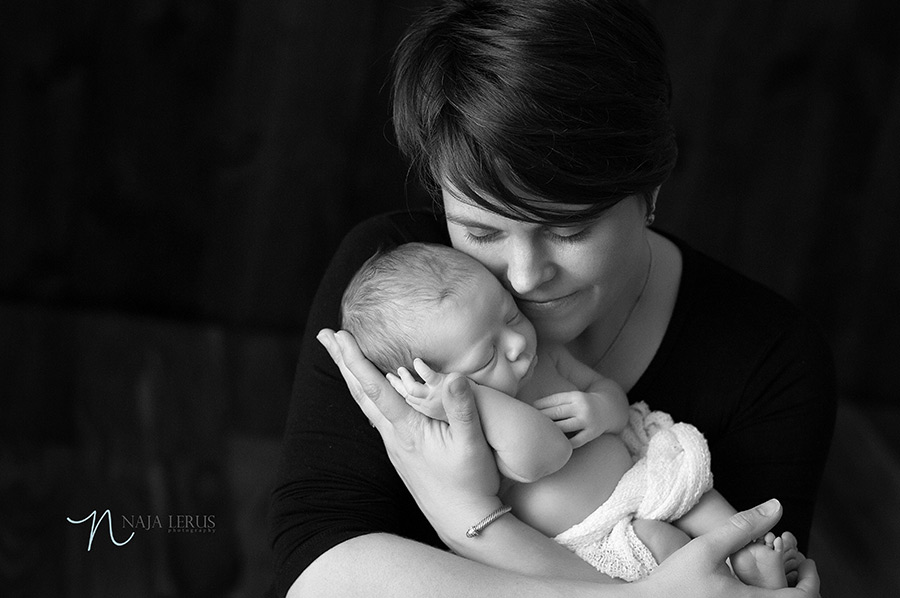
<box><xmin>2</xmin><ymin>1</ymin><xmax>898</xmax><ymax>596</ymax></box>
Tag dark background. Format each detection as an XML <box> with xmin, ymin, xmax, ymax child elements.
<box><xmin>2</xmin><ymin>1</ymin><xmax>898</xmax><ymax>596</ymax></box>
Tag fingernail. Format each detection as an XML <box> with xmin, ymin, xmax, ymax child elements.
<box><xmin>316</xmin><ymin>330</ymin><xmax>337</xmax><ymax>354</ymax></box>
<box><xmin>449</xmin><ymin>376</ymin><xmax>468</xmax><ymax>395</ymax></box>
<box><xmin>316</xmin><ymin>330</ymin><xmax>329</xmax><ymax>347</ymax></box>
<box><xmin>756</xmin><ymin>498</ymin><xmax>780</xmax><ymax>516</ymax></box>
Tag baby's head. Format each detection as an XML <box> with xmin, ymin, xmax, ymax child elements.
<box><xmin>341</xmin><ymin>242</ymin><xmax>537</xmax><ymax>396</ymax></box>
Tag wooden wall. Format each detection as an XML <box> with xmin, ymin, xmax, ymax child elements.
<box><xmin>2</xmin><ymin>0</ymin><xmax>897</xmax><ymax>401</ymax></box>
<box><xmin>2</xmin><ymin>1</ymin><xmax>898</xmax><ymax>596</ymax></box>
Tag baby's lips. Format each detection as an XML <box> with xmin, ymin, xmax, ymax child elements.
<box><xmin>520</xmin><ymin>354</ymin><xmax>538</xmax><ymax>381</ymax></box>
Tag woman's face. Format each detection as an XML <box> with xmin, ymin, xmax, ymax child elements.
<box><xmin>442</xmin><ymin>184</ymin><xmax>649</xmax><ymax>345</ymax></box>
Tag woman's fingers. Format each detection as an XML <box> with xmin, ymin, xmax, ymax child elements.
<box><xmin>707</xmin><ymin>498</ymin><xmax>783</xmax><ymax>558</ymax></box>
<box><xmin>319</xmin><ymin>328</ymin><xmax>413</xmax><ymax>428</ymax></box>
<box><xmin>334</xmin><ymin>330</ymin><xmax>413</xmax><ymax>423</ymax></box>
<box><xmin>440</xmin><ymin>374</ymin><xmax>483</xmax><ymax>443</ymax></box>
<box><xmin>317</xmin><ymin>329</ymin><xmax>370</xmax><ymax>409</ymax></box>
<box><xmin>793</xmin><ymin>558</ymin><xmax>820</xmax><ymax>595</ymax></box>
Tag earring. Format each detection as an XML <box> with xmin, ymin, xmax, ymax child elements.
<box><xmin>645</xmin><ymin>204</ymin><xmax>656</xmax><ymax>225</ymax></box>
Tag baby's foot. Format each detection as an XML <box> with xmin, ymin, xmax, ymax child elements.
<box><xmin>730</xmin><ymin>531</ymin><xmax>800</xmax><ymax>589</ymax></box>
<box><xmin>780</xmin><ymin>531</ymin><xmax>804</xmax><ymax>587</ymax></box>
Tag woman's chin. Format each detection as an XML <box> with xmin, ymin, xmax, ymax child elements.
<box><xmin>534</xmin><ymin>321</ymin><xmax>586</xmax><ymax>346</ymax></box>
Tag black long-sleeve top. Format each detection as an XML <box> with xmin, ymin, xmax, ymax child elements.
<box><xmin>269</xmin><ymin>209</ymin><xmax>836</xmax><ymax>597</ymax></box>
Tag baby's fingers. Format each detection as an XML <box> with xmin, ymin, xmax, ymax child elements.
<box><xmin>567</xmin><ymin>430</ymin><xmax>592</xmax><ymax>449</ymax></box>
<box><xmin>388</xmin><ymin>373</ymin><xmax>430</xmax><ymax>408</ymax></box>
<box><xmin>386</xmin><ymin>372</ymin><xmax>410</xmax><ymax>399</ymax></box>
<box><xmin>412</xmin><ymin>358</ymin><xmax>439</xmax><ymax>384</ymax></box>
<box><xmin>537</xmin><ymin>401</ymin><xmax>575</xmax><ymax>423</ymax></box>
<box><xmin>531</xmin><ymin>393</ymin><xmax>569</xmax><ymax>410</ymax></box>
<box><xmin>397</xmin><ymin>367</ymin><xmax>429</xmax><ymax>398</ymax></box>
<box><xmin>548</xmin><ymin>417</ymin><xmax>582</xmax><ymax>434</ymax></box>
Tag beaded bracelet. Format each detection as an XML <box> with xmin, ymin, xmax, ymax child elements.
<box><xmin>465</xmin><ymin>505</ymin><xmax>513</xmax><ymax>538</ymax></box>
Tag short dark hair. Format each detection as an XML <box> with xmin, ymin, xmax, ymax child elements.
<box><xmin>340</xmin><ymin>242</ymin><xmax>482</xmax><ymax>373</ymax></box>
<box><xmin>391</xmin><ymin>0</ymin><xmax>677</xmax><ymax>223</ymax></box>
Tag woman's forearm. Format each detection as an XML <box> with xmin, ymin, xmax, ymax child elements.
<box><xmin>440</xmin><ymin>506</ymin><xmax>619</xmax><ymax>583</ymax></box>
<box><xmin>288</xmin><ymin>534</ymin><xmax>629</xmax><ymax>598</ymax></box>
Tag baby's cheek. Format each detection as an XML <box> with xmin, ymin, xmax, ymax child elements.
<box><xmin>466</xmin><ymin>369</ymin><xmax>492</xmax><ymax>389</ymax></box>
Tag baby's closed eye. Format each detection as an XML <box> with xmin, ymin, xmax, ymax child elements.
<box><xmin>474</xmin><ymin>346</ymin><xmax>497</xmax><ymax>372</ymax></box>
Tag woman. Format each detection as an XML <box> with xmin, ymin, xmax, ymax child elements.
<box><xmin>269</xmin><ymin>1</ymin><xmax>834</xmax><ymax>596</ymax></box>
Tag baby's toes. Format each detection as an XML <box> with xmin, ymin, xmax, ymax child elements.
<box><xmin>731</xmin><ymin>542</ymin><xmax>787</xmax><ymax>590</ymax></box>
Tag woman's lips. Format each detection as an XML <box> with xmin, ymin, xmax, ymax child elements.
<box><xmin>516</xmin><ymin>291</ymin><xmax>580</xmax><ymax>317</ymax></box>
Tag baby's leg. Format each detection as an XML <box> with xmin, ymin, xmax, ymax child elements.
<box><xmin>631</xmin><ymin>519</ymin><xmax>690</xmax><ymax>565</ymax></box>
<box><xmin>730</xmin><ymin>531</ymin><xmax>803</xmax><ymax>589</ymax></box>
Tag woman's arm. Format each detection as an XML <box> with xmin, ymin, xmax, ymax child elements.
<box><xmin>320</xmin><ymin>329</ymin><xmax>612</xmax><ymax>580</ymax></box>
<box><xmin>316</xmin><ymin>330</ymin><xmax>821</xmax><ymax>598</ymax></box>
<box><xmin>289</xmin><ymin>533</ymin><xmax>623</xmax><ymax>598</ymax></box>
<box><xmin>288</xmin><ymin>478</ymin><xmax>820</xmax><ymax>598</ymax></box>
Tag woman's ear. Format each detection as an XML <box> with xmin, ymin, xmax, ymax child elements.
<box><xmin>646</xmin><ymin>187</ymin><xmax>660</xmax><ymax>225</ymax></box>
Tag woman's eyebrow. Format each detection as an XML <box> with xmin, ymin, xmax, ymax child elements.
<box><xmin>444</xmin><ymin>213</ymin><xmax>498</xmax><ymax>230</ymax></box>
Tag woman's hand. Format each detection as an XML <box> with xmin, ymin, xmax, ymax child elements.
<box><xmin>637</xmin><ymin>499</ymin><xmax>821</xmax><ymax>597</ymax></box>
<box><xmin>316</xmin><ymin>329</ymin><xmax>502</xmax><ymax>542</ymax></box>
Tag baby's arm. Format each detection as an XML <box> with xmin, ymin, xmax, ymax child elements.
<box><xmin>471</xmin><ymin>381</ymin><xmax>574</xmax><ymax>482</ymax></box>
<box><xmin>389</xmin><ymin>359</ymin><xmax>572</xmax><ymax>483</ymax></box>
<box><xmin>530</xmin><ymin>346</ymin><xmax>630</xmax><ymax>448</ymax></box>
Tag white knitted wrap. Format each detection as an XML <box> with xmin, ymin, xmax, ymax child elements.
<box><xmin>553</xmin><ymin>402</ymin><xmax>713</xmax><ymax>581</ymax></box>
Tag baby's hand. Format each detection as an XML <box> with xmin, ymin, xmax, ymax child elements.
<box><xmin>386</xmin><ymin>358</ymin><xmax>449</xmax><ymax>422</ymax></box>
<box><xmin>531</xmin><ymin>391</ymin><xmax>614</xmax><ymax>448</ymax></box>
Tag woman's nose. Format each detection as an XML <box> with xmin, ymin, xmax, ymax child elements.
<box><xmin>505</xmin><ymin>242</ymin><xmax>553</xmax><ymax>294</ymax></box>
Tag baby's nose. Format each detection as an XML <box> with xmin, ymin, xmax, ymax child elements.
<box><xmin>505</xmin><ymin>330</ymin><xmax>527</xmax><ymax>361</ymax></box>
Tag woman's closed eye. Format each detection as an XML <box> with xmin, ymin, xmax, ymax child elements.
<box><xmin>546</xmin><ymin>225</ymin><xmax>592</xmax><ymax>244</ymax></box>
<box><xmin>464</xmin><ymin>228</ymin><xmax>500</xmax><ymax>245</ymax></box>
